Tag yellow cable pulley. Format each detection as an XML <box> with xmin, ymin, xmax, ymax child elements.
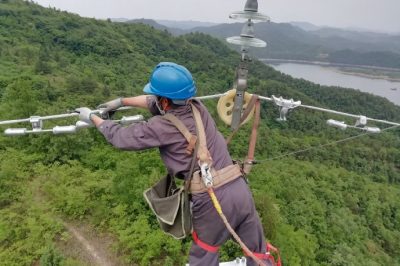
<box><xmin>217</xmin><ymin>89</ymin><xmax>255</xmax><ymax>126</ymax></box>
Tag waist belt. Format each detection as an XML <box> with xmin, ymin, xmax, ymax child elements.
<box><xmin>190</xmin><ymin>164</ymin><xmax>242</xmax><ymax>194</ymax></box>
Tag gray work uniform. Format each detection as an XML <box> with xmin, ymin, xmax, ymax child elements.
<box><xmin>98</xmin><ymin>96</ymin><xmax>270</xmax><ymax>266</ymax></box>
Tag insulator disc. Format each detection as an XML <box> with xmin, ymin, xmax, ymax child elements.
<box><xmin>226</xmin><ymin>36</ymin><xmax>267</xmax><ymax>48</ymax></box>
<box><xmin>229</xmin><ymin>11</ymin><xmax>270</xmax><ymax>22</ymax></box>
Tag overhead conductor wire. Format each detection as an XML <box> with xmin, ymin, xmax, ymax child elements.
<box><xmin>255</xmin><ymin>125</ymin><xmax>400</xmax><ymax>163</ymax></box>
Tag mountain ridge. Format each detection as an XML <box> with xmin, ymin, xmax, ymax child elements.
<box><xmin>125</xmin><ymin>18</ymin><xmax>400</xmax><ymax>69</ymax></box>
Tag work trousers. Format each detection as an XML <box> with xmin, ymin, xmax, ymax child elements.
<box><xmin>189</xmin><ymin>177</ymin><xmax>272</xmax><ymax>266</ymax></box>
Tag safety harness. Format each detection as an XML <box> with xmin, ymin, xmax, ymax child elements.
<box><xmin>227</xmin><ymin>95</ymin><xmax>282</xmax><ymax>266</ymax></box>
<box><xmin>143</xmin><ymin>109</ymin><xmax>200</xmax><ymax>240</ymax></box>
<box><xmin>164</xmin><ymin>103</ymin><xmax>280</xmax><ymax>266</ymax></box>
<box><xmin>226</xmin><ymin>94</ymin><xmax>261</xmax><ymax>176</ymax></box>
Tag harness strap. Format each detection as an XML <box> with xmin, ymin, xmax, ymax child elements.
<box><xmin>193</xmin><ymin>224</ymin><xmax>278</xmax><ymax>266</ymax></box>
<box><xmin>245</xmin><ymin>250</ymin><xmax>272</xmax><ymax>260</ymax></box>
<box><xmin>192</xmin><ymin>231</ymin><xmax>220</xmax><ymax>253</ymax></box>
<box><xmin>243</xmin><ymin>98</ymin><xmax>261</xmax><ymax>175</ymax></box>
<box><xmin>246</xmin><ymin>99</ymin><xmax>260</xmax><ymax>162</ymax></box>
<box><xmin>242</xmin><ymin>243</ymin><xmax>281</xmax><ymax>266</ymax></box>
<box><xmin>191</xmin><ymin>104</ymin><xmax>211</xmax><ymax>164</ymax></box>
<box><xmin>225</xmin><ymin>95</ymin><xmax>261</xmax><ymax>176</ymax></box>
<box><xmin>163</xmin><ymin>113</ymin><xmax>197</xmax><ymax>155</ymax></box>
<box><xmin>266</xmin><ymin>243</ymin><xmax>282</xmax><ymax>266</ymax></box>
<box><xmin>189</xmin><ymin>103</ymin><xmax>266</xmax><ymax>266</ymax></box>
<box><xmin>163</xmin><ymin>109</ymin><xmax>200</xmax><ymax>192</ymax></box>
<box><xmin>190</xmin><ymin>101</ymin><xmax>279</xmax><ymax>266</ymax></box>
<box><xmin>266</xmin><ymin>243</ymin><xmax>278</xmax><ymax>253</ymax></box>
<box><xmin>190</xmin><ymin>164</ymin><xmax>242</xmax><ymax>194</ymax></box>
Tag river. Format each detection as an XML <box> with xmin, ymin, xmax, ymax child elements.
<box><xmin>267</xmin><ymin>62</ymin><xmax>400</xmax><ymax>106</ymax></box>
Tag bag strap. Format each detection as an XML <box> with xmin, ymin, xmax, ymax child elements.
<box><xmin>163</xmin><ymin>113</ymin><xmax>197</xmax><ymax>155</ymax></box>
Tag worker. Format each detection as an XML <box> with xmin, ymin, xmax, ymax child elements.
<box><xmin>76</xmin><ymin>62</ymin><xmax>271</xmax><ymax>266</ymax></box>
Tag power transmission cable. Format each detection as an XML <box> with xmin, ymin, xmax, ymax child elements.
<box><xmin>254</xmin><ymin>125</ymin><xmax>400</xmax><ymax>163</ymax></box>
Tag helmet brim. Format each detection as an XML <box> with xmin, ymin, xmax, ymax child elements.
<box><xmin>143</xmin><ymin>83</ymin><xmax>153</xmax><ymax>94</ymax></box>
<box><xmin>143</xmin><ymin>82</ymin><xmax>196</xmax><ymax>100</ymax></box>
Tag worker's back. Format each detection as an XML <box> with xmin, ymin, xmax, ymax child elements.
<box><xmin>147</xmin><ymin>97</ymin><xmax>233</xmax><ymax>179</ymax></box>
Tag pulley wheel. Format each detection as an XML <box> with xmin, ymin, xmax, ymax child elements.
<box><xmin>217</xmin><ymin>89</ymin><xmax>255</xmax><ymax>126</ymax></box>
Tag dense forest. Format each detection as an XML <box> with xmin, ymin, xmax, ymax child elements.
<box><xmin>0</xmin><ymin>1</ymin><xmax>400</xmax><ymax>265</ymax></box>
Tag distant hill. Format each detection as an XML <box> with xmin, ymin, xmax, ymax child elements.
<box><xmin>188</xmin><ymin>21</ymin><xmax>400</xmax><ymax>69</ymax></box>
<box><xmin>289</xmin><ymin>21</ymin><xmax>322</xmax><ymax>31</ymax></box>
<box><xmin>121</xmin><ymin>19</ymin><xmax>400</xmax><ymax>69</ymax></box>
<box><xmin>312</xmin><ymin>27</ymin><xmax>400</xmax><ymax>53</ymax></box>
<box><xmin>156</xmin><ymin>19</ymin><xmax>218</xmax><ymax>30</ymax></box>
<box><xmin>126</xmin><ymin>18</ymin><xmax>169</xmax><ymax>30</ymax></box>
<box><xmin>126</xmin><ymin>18</ymin><xmax>185</xmax><ymax>35</ymax></box>
<box><xmin>113</xmin><ymin>18</ymin><xmax>218</xmax><ymax>34</ymax></box>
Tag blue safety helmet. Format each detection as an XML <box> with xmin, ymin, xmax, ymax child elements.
<box><xmin>143</xmin><ymin>62</ymin><xmax>197</xmax><ymax>100</ymax></box>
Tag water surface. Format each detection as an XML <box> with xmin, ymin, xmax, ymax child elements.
<box><xmin>269</xmin><ymin>63</ymin><xmax>400</xmax><ymax>106</ymax></box>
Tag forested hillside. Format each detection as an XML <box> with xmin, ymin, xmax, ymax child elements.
<box><xmin>187</xmin><ymin>22</ymin><xmax>400</xmax><ymax>69</ymax></box>
<box><xmin>0</xmin><ymin>1</ymin><xmax>400</xmax><ymax>265</ymax></box>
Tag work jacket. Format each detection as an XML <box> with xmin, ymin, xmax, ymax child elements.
<box><xmin>97</xmin><ymin>96</ymin><xmax>233</xmax><ymax>180</ymax></box>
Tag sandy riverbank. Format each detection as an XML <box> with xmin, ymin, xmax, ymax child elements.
<box><xmin>332</xmin><ymin>68</ymin><xmax>400</xmax><ymax>82</ymax></box>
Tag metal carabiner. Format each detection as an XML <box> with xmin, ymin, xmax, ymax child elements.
<box><xmin>200</xmin><ymin>162</ymin><xmax>214</xmax><ymax>188</ymax></box>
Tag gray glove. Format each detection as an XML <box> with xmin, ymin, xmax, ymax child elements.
<box><xmin>75</xmin><ymin>107</ymin><xmax>94</xmax><ymax>125</ymax></box>
<box><xmin>97</xmin><ymin>98</ymin><xmax>123</xmax><ymax>115</ymax></box>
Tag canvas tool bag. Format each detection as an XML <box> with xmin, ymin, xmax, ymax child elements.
<box><xmin>143</xmin><ymin>106</ymin><xmax>200</xmax><ymax>239</ymax></box>
<box><xmin>143</xmin><ymin>174</ymin><xmax>193</xmax><ymax>239</ymax></box>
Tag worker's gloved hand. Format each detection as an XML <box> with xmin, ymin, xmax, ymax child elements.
<box><xmin>75</xmin><ymin>107</ymin><xmax>94</xmax><ymax>125</ymax></box>
<box><xmin>97</xmin><ymin>98</ymin><xmax>123</xmax><ymax>119</ymax></box>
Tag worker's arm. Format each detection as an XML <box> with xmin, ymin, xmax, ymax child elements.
<box><xmin>76</xmin><ymin>105</ymin><xmax>164</xmax><ymax>150</ymax></box>
<box><xmin>94</xmin><ymin>95</ymin><xmax>158</xmax><ymax>127</ymax></box>
<box><xmin>91</xmin><ymin>115</ymin><xmax>104</xmax><ymax>127</ymax></box>
<box><xmin>121</xmin><ymin>95</ymin><xmax>149</xmax><ymax>109</ymax></box>
<box><xmin>98</xmin><ymin>95</ymin><xmax>160</xmax><ymax>117</ymax></box>
<box><xmin>75</xmin><ymin>95</ymin><xmax>157</xmax><ymax>129</ymax></box>
<box><xmin>98</xmin><ymin>95</ymin><xmax>149</xmax><ymax>113</ymax></box>
<box><xmin>96</xmin><ymin>118</ymin><xmax>163</xmax><ymax>150</ymax></box>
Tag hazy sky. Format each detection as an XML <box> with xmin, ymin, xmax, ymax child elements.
<box><xmin>34</xmin><ymin>0</ymin><xmax>400</xmax><ymax>33</ymax></box>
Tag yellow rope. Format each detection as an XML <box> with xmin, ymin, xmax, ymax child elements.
<box><xmin>208</xmin><ymin>189</ymin><xmax>223</xmax><ymax>214</ymax></box>
<box><xmin>207</xmin><ymin>187</ymin><xmax>267</xmax><ymax>266</ymax></box>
